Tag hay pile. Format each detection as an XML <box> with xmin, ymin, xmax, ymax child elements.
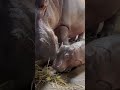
<box><xmin>35</xmin><ymin>62</ymin><xmax>85</xmax><ymax>90</ymax></box>
<box><xmin>35</xmin><ymin>64</ymin><xmax>67</xmax><ymax>87</ymax></box>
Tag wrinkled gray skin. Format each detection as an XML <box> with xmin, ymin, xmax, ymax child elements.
<box><xmin>35</xmin><ymin>0</ymin><xmax>58</xmax><ymax>65</ymax></box>
<box><xmin>53</xmin><ymin>40</ymin><xmax>85</xmax><ymax>72</ymax></box>
<box><xmin>86</xmin><ymin>34</ymin><xmax>120</xmax><ymax>90</ymax></box>
<box><xmin>35</xmin><ymin>18</ymin><xmax>58</xmax><ymax>65</ymax></box>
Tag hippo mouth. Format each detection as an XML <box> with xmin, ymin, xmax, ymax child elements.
<box><xmin>56</xmin><ymin>67</ymin><xmax>77</xmax><ymax>73</ymax></box>
<box><xmin>62</xmin><ymin>66</ymin><xmax>78</xmax><ymax>73</ymax></box>
<box><xmin>53</xmin><ymin>62</ymin><xmax>75</xmax><ymax>73</ymax></box>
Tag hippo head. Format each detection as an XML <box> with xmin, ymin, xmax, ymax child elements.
<box><xmin>53</xmin><ymin>45</ymin><xmax>79</xmax><ymax>72</ymax></box>
<box><xmin>35</xmin><ymin>0</ymin><xmax>58</xmax><ymax>64</ymax></box>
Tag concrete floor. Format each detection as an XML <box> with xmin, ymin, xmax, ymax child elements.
<box><xmin>36</xmin><ymin>65</ymin><xmax>85</xmax><ymax>90</ymax></box>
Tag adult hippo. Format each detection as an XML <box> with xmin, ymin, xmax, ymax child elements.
<box><xmin>0</xmin><ymin>0</ymin><xmax>34</xmax><ymax>89</ymax></box>
<box><xmin>86</xmin><ymin>0</ymin><xmax>120</xmax><ymax>39</ymax></box>
<box><xmin>86</xmin><ymin>35</ymin><xmax>120</xmax><ymax>90</ymax></box>
<box><xmin>35</xmin><ymin>0</ymin><xmax>85</xmax><ymax>49</ymax></box>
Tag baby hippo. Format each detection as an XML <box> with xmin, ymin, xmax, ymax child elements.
<box><xmin>53</xmin><ymin>40</ymin><xmax>85</xmax><ymax>72</ymax></box>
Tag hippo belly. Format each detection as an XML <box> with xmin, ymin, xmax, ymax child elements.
<box><xmin>61</xmin><ymin>0</ymin><xmax>85</xmax><ymax>36</ymax></box>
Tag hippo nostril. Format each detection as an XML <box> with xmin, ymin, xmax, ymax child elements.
<box><xmin>52</xmin><ymin>60</ymin><xmax>67</xmax><ymax>72</ymax></box>
<box><xmin>65</xmin><ymin>68</ymin><xmax>72</xmax><ymax>72</ymax></box>
<box><xmin>52</xmin><ymin>65</ymin><xmax>65</xmax><ymax>72</ymax></box>
<box><xmin>53</xmin><ymin>60</ymin><xmax>62</xmax><ymax>67</ymax></box>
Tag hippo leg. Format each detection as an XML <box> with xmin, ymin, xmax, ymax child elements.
<box><xmin>59</xmin><ymin>26</ymin><xmax>69</xmax><ymax>45</ymax></box>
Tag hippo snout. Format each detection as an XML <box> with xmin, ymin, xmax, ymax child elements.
<box><xmin>52</xmin><ymin>60</ymin><xmax>67</xmax><ymax>72</ymax></box>
<box><xmin>52</xmin><ymin>64</ymin><xmax>72</xmax><ymax>72</ymax></box>
<box><xmin>52</xmin><ymin>65</ymin><xmax>66</xmax><ymax>73</ymax></box>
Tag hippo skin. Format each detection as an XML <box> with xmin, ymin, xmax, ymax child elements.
<box><xmin>35</xmin><ymin>19</ymin><xmax>59</xmax><ymax>65</ymax></box>
<box><xmin>53</xmin><ymin>40</ymin><xmax>85</xmax><ymax>72</ymax></box>
<box><xmin>0</xmin><ymin>0</ymin><xmax>34</xmax><ymax>89</ymax></box>
<box><xmin>86</xmin><ymin>34</ymin><xmax>120</xmax><ymax>90</ymax></box>
<box><xmin>35</xmin><ymin>0</ymin><xmax>85</xmax><ymax>49</ymax></box>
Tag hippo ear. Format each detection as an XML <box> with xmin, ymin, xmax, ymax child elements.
<box><xmin>57</xmin><ymin>49</ymin><xmax>60</xmax><ymax>54</ymax></box>
<box><xmin>61</xmin><ymin>42</ymin><xmax>63</xmax><ymax>46</ymax></box>
<box><xmin>60</xmin><ymin>42</ymin><xmax>63</xmax><ymax>49</ymax></box>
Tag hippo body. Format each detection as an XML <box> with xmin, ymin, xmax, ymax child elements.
<box><xmin>35</xmin><ymin>0</ymin><xmax>85</xmax><ymax>56</ymax></box>
<box><xmin>86</xmin><ymin>35</ymin><xmax>120</xmax><ymax>90</ymax></box>
<box><xmin>54</xmin><ymin>0</ymin><xmax>85</xmax><ymax>44</ymax></box>
<box><xmin>0</xmin><ymin>0</ymin><xmax>34</xmax><ymax>89</ymax></box>
<box><xmin>53</xmin><ymin>40</ymin><xmax>85</xmax><ymax>72</ymax></box>
<box><xmin>86</xmin><ymin>0</ymin><xmax>120</xmax><ymax>39</ymax></box>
